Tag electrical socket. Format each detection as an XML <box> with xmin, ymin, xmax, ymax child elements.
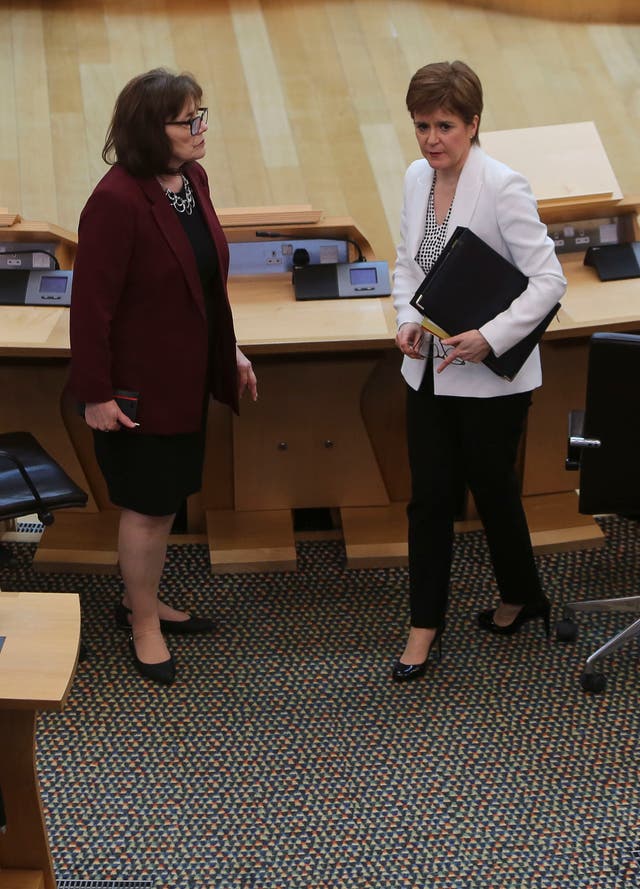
<box><xmin>265</xmin><ymin>249</ymin><xmax>282</xmax><ymax>265</ymax></box>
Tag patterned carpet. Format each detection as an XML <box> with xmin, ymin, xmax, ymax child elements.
<box><xmin>1</xmin><ymin>516</ymin><xmax>639</xmax><ymax>889</ymax></box>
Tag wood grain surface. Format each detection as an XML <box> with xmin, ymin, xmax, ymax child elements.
<box><xmin>0</xmin><ymin>1</ymin><xmax>638</xmax><ymax>263</ymax></box>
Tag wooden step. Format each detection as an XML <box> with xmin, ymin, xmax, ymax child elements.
<box><xmin>0</xmin><ymin>871</ymin><xmax>45</xmax><ymax>889</ymax></box>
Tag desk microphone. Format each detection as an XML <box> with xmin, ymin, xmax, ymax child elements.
<box><xmin>292</xmin><ymin>247</ymin><xmax>310</xmax><ymax>269</ymax></box>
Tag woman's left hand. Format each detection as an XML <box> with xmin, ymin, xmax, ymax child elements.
<box><xmin>438</xmin><ymin>329</ymin><xmax>491</xmax><ymax>372</ymax></box>
<box><xmin>236</xmin><ymin>346</ymin><xmax>258</xmax><ymax>401</ymax></box>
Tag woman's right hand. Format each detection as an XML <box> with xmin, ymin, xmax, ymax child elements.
<box><xmin>396</xmin><ymin>322</ymin><xmax>425</xmax><ymax>360</ymax></box>
<box><xmin>84</xmin><ymin>400</ymin><xmax>137</xmax><ymax>432</ymax></box>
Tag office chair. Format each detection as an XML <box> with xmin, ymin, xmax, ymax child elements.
<box><xmin>0</xmin><ymin>430</ymin><xmax>87</xmax><ymax>557</ymax></box>
<box><xmin>556</xmin><ymin>332</ymin><xmax>640</xmax><ymax>693</ymax></box>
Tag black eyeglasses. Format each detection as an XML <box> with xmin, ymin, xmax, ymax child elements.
<box><xmin>165</xmin><ymin>107</ymin><xmax>208</xmax><ymax>136</ymax></box>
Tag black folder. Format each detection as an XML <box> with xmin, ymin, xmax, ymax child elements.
<box><xmin>410</xmin><ymin>226</ymin><xmax>560</xmax><ymax>381</ymax></box>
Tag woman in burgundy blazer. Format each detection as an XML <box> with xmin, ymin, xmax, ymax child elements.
<box><xmin>68</xmin><ymin>69</ymin><xmax>257</xmax><ymax>686</ymax></box>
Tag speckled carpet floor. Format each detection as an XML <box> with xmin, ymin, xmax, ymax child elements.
<box><xmin>1</xmin><ymin>515</ymin><xmax>639</xmax><ymax>888</ymax></box>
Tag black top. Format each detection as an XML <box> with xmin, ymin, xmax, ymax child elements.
<box><xmin>171</xmin><ymin>179</ymin><xmax>219</xmax><ymax>345</ymax></box>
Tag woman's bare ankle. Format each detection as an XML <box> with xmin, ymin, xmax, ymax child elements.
<box><xmin>400</xmin><ymin>626</ymin><xmax>438</xmax><ymax>665</ymax></box>
<box><xmin>131</xmin><ymin>626</ymin><xmax>169</xmax><ymax>664</ymax></box>
<box><xmin>492</xmin><ymin>602</ymin><xmax>523</xmax><ymax>627</ymax></box>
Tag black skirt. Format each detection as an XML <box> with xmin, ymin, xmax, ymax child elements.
<box><xmin>93</xmin><ymin>427</ymin><xmax>206</xmax><ymax>516</ymax></box>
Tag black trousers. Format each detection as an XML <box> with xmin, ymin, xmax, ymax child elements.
<box><xmin>406</xmin><ymin>365</ymin><xmax>542</xmax><ymax>628</ymax></box>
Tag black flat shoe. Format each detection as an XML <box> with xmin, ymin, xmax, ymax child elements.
<box><xmin>477</xmin><ymin>597</ymin><xmax>551</xmax><ymax>637</ymax></box>
<box><xmin>115</xmin><ymin>601</ymin><xmax>218</xmax><ymax>635</ymax></box>
<box><xmin>128</xmin><ymin>634</ymin><xmax>176</xmax><ymax>685</ymax></box>
<box><xmin>392</xmin><ymin>626</ymin><xmax>444</xmax><ymax>682</ymax></box>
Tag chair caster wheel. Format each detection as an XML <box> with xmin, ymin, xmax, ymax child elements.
<box><xmin>556</xmin><ymin>618</ymin><xmax>578</xmax><ymax>642</ymax></box>
<box><xmin>580</xmin><ymin>671</ymin><xmax>606</xmax><ymax>693</ymax></box>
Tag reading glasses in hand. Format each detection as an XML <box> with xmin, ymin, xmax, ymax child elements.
<box><xmin>433</xmin><ymin>338</ymin><xmax>466</xmax><ymax>366</ymax></box>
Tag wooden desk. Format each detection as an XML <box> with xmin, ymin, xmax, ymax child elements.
<box><xmin>206</xmin><ymin>247</ymin><xmax>640</xmax><ymax>570</ymax></box>
<box><xmin>0</xmin><ymin>591</ymin><xmax>80</xmax><ymax>889</ymax></box>
<box><xmin>1</xmin><ymin>179</ymin><xmax>639</xmax><ymax>572</ymax></box>
<box><xmin>5</xmin><ymin>250</ymin><xmax>636</xmax><ymax>574</ymax></box>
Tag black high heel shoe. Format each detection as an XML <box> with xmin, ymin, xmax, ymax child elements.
<box><xmin>392</xmin><ymin>626</ymin><xmax>444</xmax><ymax>682</ymax></box>
<box><xmin>477</xmin><ymin>597</ymin><xmax>551</xmax><ymax>637</ymax></box>
<box><xmin>128</xmin><ymin>634</ymin><xmax>176</xmax><ymax>685</ymax></box>
<box><xmin>115</xmin><ymin>601</ymin><xmax>217</xmax><ymax>635</ymax></box>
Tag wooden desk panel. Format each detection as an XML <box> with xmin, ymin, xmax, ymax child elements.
<box><xmin>0</xmin><ymin>592</ymin><xmax>80</xmax><ymax>889</ymax></box>
<box><xmin>0</xmin><ymin>871</ymin><xmax>45</xmax><ymax>889</ymax></box>
<box><xmin>232</xmin><ymin>355</ymin><xmax>390</xmax><ymax>511</ymax></box>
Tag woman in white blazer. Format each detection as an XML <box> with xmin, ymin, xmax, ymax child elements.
<box><xmin>392</xmin><ymin>61</ymin><xmax>566</xmax><ymax>681</ymax></box>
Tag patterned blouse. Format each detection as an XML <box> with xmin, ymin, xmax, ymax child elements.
<box><xmin>414</xmin><ymin>172</ymin><xmax>453</xmax><ymax>275</ymax></box>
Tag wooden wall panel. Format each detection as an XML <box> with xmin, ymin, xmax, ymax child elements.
<box><xmin>0</xmin><ymin>0</ymin><xmax>637</xmax><ymax>266</ymax></box>
<box><xmin>451</xmin><ymin>0</ymin><xmax>640</xmax><ymax>24</ymax></box>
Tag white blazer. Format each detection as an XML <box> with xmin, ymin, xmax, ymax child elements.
<box><xmin>393</xmin><ymin>145</ymin><xmax>567</xmax><ymax>396</ymax></box>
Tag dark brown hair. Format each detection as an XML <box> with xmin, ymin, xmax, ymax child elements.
<box><xmin>102</xmin><ymin>68</ymin><xmax>203</xmax><ymax>176</ymax></box>
<box><xmin>406</xmin><ymin>60</ymin><xmax>483</xmax><ymax>145</ymax></box>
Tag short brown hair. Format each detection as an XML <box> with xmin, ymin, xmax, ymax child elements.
<box><xmin>102</xmin><ymin>68</ymin><xmax>203</xmax><ymax>176</ymax></box>
<box><xmin>406</xmin><ymin>61</ymin><xmax>483</xmax><ymax>145</ymax></box>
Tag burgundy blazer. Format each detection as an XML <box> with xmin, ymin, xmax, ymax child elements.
<box><xmin>68</xmin><ymin>161</ymin><xmax>238</xmax><ymax>434</ymax></box>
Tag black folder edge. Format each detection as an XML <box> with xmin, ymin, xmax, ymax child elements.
<box><xmin>409</xmin><ymin>227</ymin><xmax>560</xmax><ymax>381</ymax></box>
<box><xmin>482</xmin><ymin>302</ymin><xmax>560</xmax><ymax>381</ymax></box>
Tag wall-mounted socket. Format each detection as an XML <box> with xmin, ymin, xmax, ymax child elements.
<box><xmin>265</xmin><ymin>249</ymin><xmax>282</xmax><ymax>265</ymax></box>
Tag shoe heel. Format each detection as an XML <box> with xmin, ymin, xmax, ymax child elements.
<box><xmin>430</xmin><ymin>626</ymin><xmax>444</xmax><ymax>662</ymax></box>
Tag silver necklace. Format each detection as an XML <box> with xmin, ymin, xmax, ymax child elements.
<box><xmin>163</xmin><ymin>173</ymin><xmax>195</xmax><ymax>215</ymax></box>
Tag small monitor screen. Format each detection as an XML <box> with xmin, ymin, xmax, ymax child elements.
<box><xmin>349</xmin><ymin>266</ymin><xmax>377</xmax><ymax>286</ymax></box>
<box><xmin>349</xmin><ymin>266</ymin><xmax>378</xmax><ymax>287</ymax></box>
<box><xmin>39</xmin><ymin>275</ymin><xmax>68</xmax><ymax>294</ymax></box>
